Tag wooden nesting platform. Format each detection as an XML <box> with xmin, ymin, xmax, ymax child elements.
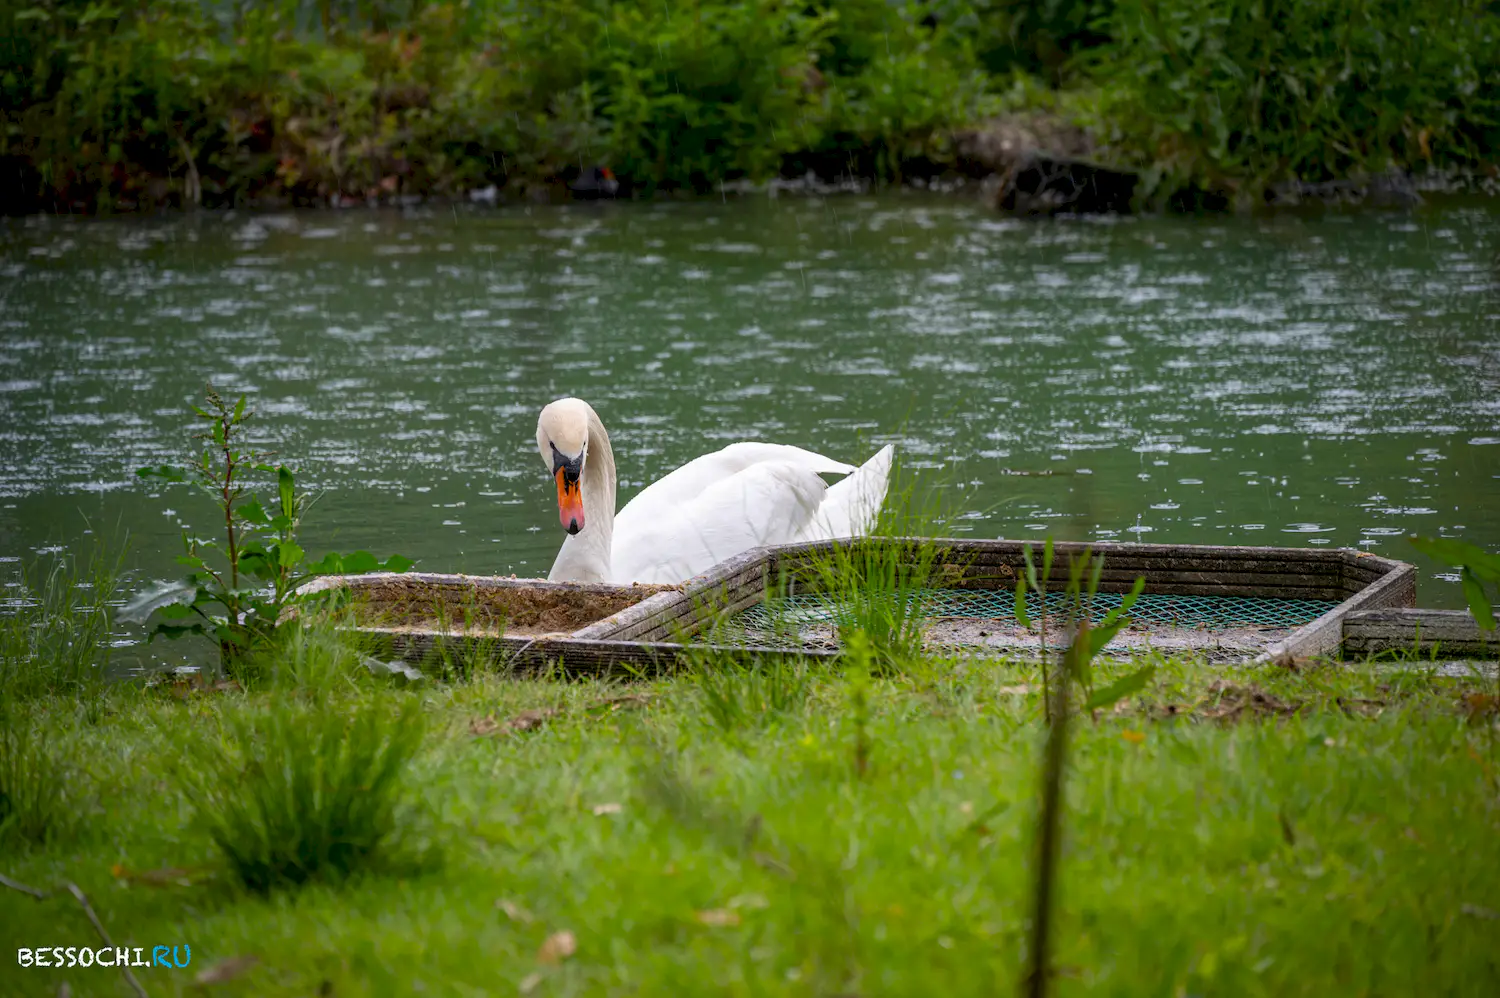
<box><xmin>661</xmin><ymin>539</ymin><xmax>1416</xmax><ymax>665</ymax></box>
<box><xmin>320</xmin><ymin>541</ymin><xmax>1418</xmax><ymax>676</ymax></box>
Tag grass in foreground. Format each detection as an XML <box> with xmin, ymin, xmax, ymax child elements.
<box><xmin>1</xmin><ymin>545</ymin><xmax>121</xmax><ymax>849</ymax></box>
<box><xmin>1</xmin><ymin>650</ymin><xmax>1497</xmax><ymax>997</ymax></box>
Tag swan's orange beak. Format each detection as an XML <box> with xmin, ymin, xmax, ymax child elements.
<box><xmin>556</xmin><ymin>468</ymin><xmax>584</xmax><ymax>535</ymax></box>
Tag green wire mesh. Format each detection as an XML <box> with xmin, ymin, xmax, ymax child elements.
<box><xmin>729</xmin><ymin>588</ymin><xmax>1338</xmax><ymax>639</ymax></box>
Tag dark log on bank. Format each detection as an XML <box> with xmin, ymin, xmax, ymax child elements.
<box><xmin>990</xmin><ymin>153</ymin><xmax>1139</xmax><ymax>216</ymax></box>
<box><xmin>953</xmin><ymin>115</ymin><xmax>1139</xmax><ymax>215</ymax></box>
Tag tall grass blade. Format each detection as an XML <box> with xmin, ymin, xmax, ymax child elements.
<box><xmin>1</xmin><ymin>542</ymin><xmax>122</xmax><ymax>703</ymax></box>
<box><xmin>0</xmin><ymin>709</ymin><xmax>75</xmax><ymax>848</ymax></box>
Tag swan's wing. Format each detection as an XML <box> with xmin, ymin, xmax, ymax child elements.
<box><xmin>615</xmin><ymin>442</ymin><xmax>854</xmax><ymax>532</ymax></box>
<box><xmin>610</xmin><ymin>461</ymin><xmax>828</xmax><ymax>584</ymax></box>
<box><xmin>795</xmin><ymin>444</ymin><xmax>895</xmax><ymax>541</ymax></box>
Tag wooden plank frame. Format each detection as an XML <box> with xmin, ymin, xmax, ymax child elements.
<box><xmin>1341</xmin><ymin>608</ymin><xmax>1497</xmax><ymax>659</ymax></box>
<box><xmin>330</xmin><ymin>540</ymin><xmax>1416</xmax><ymax>676</ymax></box>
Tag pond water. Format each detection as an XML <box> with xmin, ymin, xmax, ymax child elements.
<box><xmin>2</xmin><ymin>194</ymin><xmax>1497</xmax><ymax>648</ymax></box>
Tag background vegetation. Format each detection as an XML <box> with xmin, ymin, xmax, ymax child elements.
<box><xmin>1</xmin><ymin>1</ymin><xmax>1498</xmax><ymax>209</ymax></box>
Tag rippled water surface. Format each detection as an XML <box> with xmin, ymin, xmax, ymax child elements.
<box><xmin>2</xmin><ymin>195</ymin><xmax>1497</xmax><ymax>613</ymax></box>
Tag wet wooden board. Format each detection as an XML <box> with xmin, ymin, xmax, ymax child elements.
<box><xmin>1257</xmin><ymin>562</ymin><xmax>1417</xmax><ymax>663</ymax></box>
<box><xmin>374</xmin><ymin>632</ymin><xmax>833</xmax><ymax>676</ymax></box>
<box><xmin>1342</xmin><ymin>608</ymin><xmax>1498</xmax><ymax>659</ymax></box>
<box><xmin>764</xmin><ymin>539</ymin><xmax>1372</xmax><ymax>598</ymax></box>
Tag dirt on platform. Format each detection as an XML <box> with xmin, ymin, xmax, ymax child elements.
<box><xmin>332</xmin><ymin>574</ymin><xmax>678</xmax><ymax>637</ymax></box>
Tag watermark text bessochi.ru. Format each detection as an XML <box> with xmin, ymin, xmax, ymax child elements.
<box><xmin>17</xmin><ymin>945</ymin><xmax>191</xmax><ymax>969</ymax></box>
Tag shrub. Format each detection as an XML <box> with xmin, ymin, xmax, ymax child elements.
<box><xmin>0</xmin><ymin>0</ymin><xmax>1000</xmax><ymax>206</ymax></box>
<box><xmin>818</xmin><ymin>7</ymin><xmax>998</xmax><ymax>182</ymax></box>
<box><xmin>122</xmin><ymin>385</ymin><xmax>411</xmax><ymax>679</ymax></box>
<box><xmin>1087</xmin><ymin>0</ymin><xmax>1500</xmax><ymax>203</ymax></box>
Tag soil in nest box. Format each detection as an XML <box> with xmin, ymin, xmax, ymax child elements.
<box><xmin>346</xmin><ymin>576</ymin><xmax>677</xmax><ymax>637</ymax></box>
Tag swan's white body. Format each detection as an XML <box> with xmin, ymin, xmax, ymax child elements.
<box><xmin>537</xmin><ymin>398</ymin><xmax>894</xmax><ymax>585</ymax></box>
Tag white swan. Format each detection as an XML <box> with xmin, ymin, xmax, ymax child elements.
<box><xmin>535</xmin><ymin>397</ymin><xmax>894</xmax><ymax>585</ymax></box>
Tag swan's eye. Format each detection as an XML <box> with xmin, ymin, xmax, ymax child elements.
<box><xmin>550</xmin><ymin>442</ymin><xmax>583</xmax><ymax>484</ymax></box>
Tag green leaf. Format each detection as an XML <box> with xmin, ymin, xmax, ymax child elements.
<box><xmin>237</xmin><ymin>551</ymin><xmax>275</xmax><ymax>577</ymax></box>
<box><xmin>1085</xmin><ymin>665</ymin><xmax>1158</xmax><ymax>712</ymax></box>
<box><xmin>1087</xmin><ymin>619</ymin><xmax>1128</xmax><ymax>659</ymax></box>
<box><xmin>304</xmin><ymin>552</ymin><xmax>343</xmax><ymax>575</ymax></box>
<box><xmin>1073</xmin><ymin>621</ymin><xmax>1094</xmax><ymax>689</ymax></box>
<box><xmin>1065</xmin><ymin>550</ymin><xmax>1089</xmax><ymax>596</ymax></box>
<box><xmin>1460</xmin><ymin>567</ymin><xmax>1497</xmax><ymax>632</ymax></box>
<box><xmin>1087</xmin><ymin>553</ymin><xmax>1104</xmax><ymax>599</ymax></box>
<box><xmin>277</xmin><ymin>540</ymin><xmax>305</xmax><ymax>569</ymax></box>
<box><xmin>340</xmin><ymin>550</ymin><xmax>380</xmax><ymax>575</ymax></box>
<box><xmin>136</xmin><ymin>464</ymin><xmax>185</xmax><ymax>482</ymax></box>
<box><xmin>1099</xmin><ymin>577</ymin><xmax>1147</xmax><ymax>631</ymax></box>
<box><xmin>278</xmin><ymin>466</ymin><xmax>296</xmax><ymax>518</ymax></box>
<box><xmin>1022</xmin><ymin>544</ymin><xmax>1038</xmax><ymax>593</ymax></box>
<box><xmin>381</xmin><ymin>554</ymin><xmax>415</xmax><ymax>573</ymax></box>
<box><xmin>1409</xmin><ymin>536</ymin><xmax>1500</xmax><ymax>582</ymax></box>
<box><xmin>233</xmin><ymin>394</ymin><xmax>247</xmax><ymax>422</ymax></box>
<box><xmin>1062</xmin><ymin>617</ymin><xmax>1091</xmax><ymax>681</ymax></box>
<box><xmin>78</xmin><ymin>4</ymin><xmax>121</xmax><ymax>27</ymax></box>
<box><xmin>268</xmin><ymin>514</ymin><xmax>293</xmax><ymax>532</ymax></box>
<box><xmin>149</xmin><ymin>622</ymin><xmax>206</xmax><ymax>642</ymax></box>
<box><xmin>156</xmin><ymin>602</ymin><xmax>197</xmax><ymax>620</ymax></box>
<box><xmin>955</xmin><ymin>798</ymin><xmax>1011</xmax><ymax>838</ymax></box>
<box><xmin>119</xmin><ymin>579</ymin><xmax>199</xmax><ymax>624</ymax></box>
<box><xmin>1041</xmin><ymin>537</ymin><xmax>1055</xmax><ymax>585</ymax></box>
<box><xmin>237</xmin><ymin>498</ymin><xmax>271</xmax><ymax>525</ymax></box>
<box><xmin>1014</xmin><ymin>575</ymin><xmax>1031</xmax><ymax>628</ymax></box>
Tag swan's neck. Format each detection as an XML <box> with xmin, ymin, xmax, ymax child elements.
<box><xmin>548</xmin><ymin>408</ymin><xmax>617</xmax><ymax>583</ymax></box>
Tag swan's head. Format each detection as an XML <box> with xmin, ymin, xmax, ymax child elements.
<box><xmin>537</xmin><ymin>397</ymin><xmax>591</xmax><ymax>535</ymax></box>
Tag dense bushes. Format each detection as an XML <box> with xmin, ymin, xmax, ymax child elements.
<box><xmin>1088</xmin><ymin>0</ymin><xmax>1500</xmax><ymax>205</ymax></box>
<box><xmin>0</xmin><ymin>0</ymin><xmax>997</xmax><ymax>209</ymax></box>
<box><xmin>1</xmin><ymin>0</ymin><xmax>1496</xmax><ymax>212</ymax></box>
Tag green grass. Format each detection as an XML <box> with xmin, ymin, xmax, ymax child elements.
<box><xmin>0</xmin><ymin>710</ymin><xmax>78</xmax><ymax>850</ymax></box>
<box><xmin>0</xmin><ymin>543</ymin><xmax>121</xmax><ymax>705</ymax></box>
<box><xmin>0</xmin><ymin>546</ymin><xmax>120</xmax><ymax>849</ymax></box>
<box><xmin>177</xmin><ymin>694</ymin><xmax>429</xmax><ymax>894</ymax></box>
<box><xmin>1</xmin><ymin>645</ymin><xmax>1496</xmax><ymax>996</ymax></box>
<box><xmin>691</xmin><ymin>652</ymin><xmax>815</xmax><ymax>736</ymax></box>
